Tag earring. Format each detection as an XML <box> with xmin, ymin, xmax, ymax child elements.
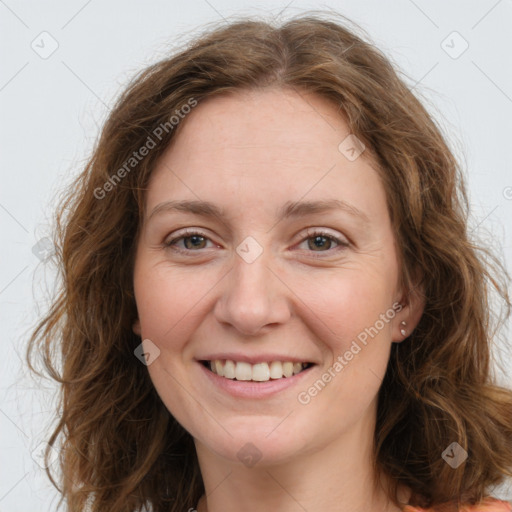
<box><xmin>400</xmin><ymin>321</ymin><xmax>407</xmax><ymax>336</ymax></box>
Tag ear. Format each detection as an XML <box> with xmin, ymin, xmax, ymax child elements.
<box><xmin>133</xmin><ymin>318</ymin><xmax>142</xmax><ymax>337</ymax></box>
<box><xmin>392</xmin><ymin>277</ymin><xmax>425</xmax><ymax>343</ymax></box>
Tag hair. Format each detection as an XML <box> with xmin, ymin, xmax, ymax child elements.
<box><xmin>27</xmin><ymin>10</ymin><xmax>512</xmax><ymax>512</ymax></box>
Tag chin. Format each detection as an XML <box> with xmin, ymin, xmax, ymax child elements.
<box><xmin>194</xmin><ymin>415</ymin><xmax>314</xmax><ymax>467</ymax></box>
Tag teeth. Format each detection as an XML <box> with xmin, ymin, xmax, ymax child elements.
<box><xmin>269</xmin><ymin>361</ymin><xmax>283</xmax><ymax>379</ymax></box>
<box><xmin>283</xmin><ymin>361</ymin><xmax>294</xmax><ymax>378</ymax></box>
<box><xmin>214</xmin><ymin>360</ymin><xmax>224</xmax><ymax>377</ymax></box>
<box><xmin>224</xmin><ymin>359</ymin><xmax>236</xmax><ymax>379</ymax></box>
<box><xmin>207</xmin><ymin>359</ymin><xmax>310</xmax><ymax>382</ymax></box>
<box><xmin>252</xmin><ymin>363</ymin><xmax>270</xmax><ymax>382</ymax></box>
<box><xmin>293</xmin><ymin>362</ymin><xmax>303</xmax><ymax>374</ymax></box>
<box><xmin>235</xmin><ymin>362</ymin><xmax>252</xmax><ymax>381</ymax></box>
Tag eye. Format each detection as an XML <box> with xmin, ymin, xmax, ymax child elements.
<box><xmin>297</xmin><ymin>229</ymin><xmax>349</xmax><ymax>254</ymax></box>
<box><xmin>163</xmin><ymin>228</ymin><xmax>349</xmax><ymax>256</ymax></box>
<box><xmin>164</xmin><ymin>229</ymin><xmax>216</xmax><ymax>252</ymax></box>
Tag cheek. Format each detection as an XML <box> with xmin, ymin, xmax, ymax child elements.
<box><xmin>132</xmin><ymin>264</ymin><xmax>215</xmax><ymax>428</ymax></box>
<box><xmin>293</xmin><ymin>272</ymin><xmax>395</xmax><ymax>435</ymax></box>
<box><xmin>289</xmin><ymin>266</ymin><xmax>396</xmax><ymax>419</ymax></box>
<box><xmin>290</xmin><ymin>266</ymin><xmax>396</xmax><ymax>349</ymax></box>
<box><xmin>133</xmin><ymin>261</ymin><xmax>215</xmax><ymax>345</ymax></box>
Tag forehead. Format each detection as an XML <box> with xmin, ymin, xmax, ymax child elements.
<box><xmin>145</xmin><ymin>87</ymin><xmax>387</xmax><ymax>224</ymax></box>
<box><xmin>166</xmin><ymin>87</ymin><xmax>353</xmax><ymax>162</ymax></box>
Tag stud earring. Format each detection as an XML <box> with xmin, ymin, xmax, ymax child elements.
<box><xmin>400</xmin><ymin>321</ymin><xmax>407</xmax><ymax>336</ymax></box>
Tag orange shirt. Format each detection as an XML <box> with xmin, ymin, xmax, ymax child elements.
<box><xmin>402</xmin><ymin>497</ymin><xmax>512</xmax><ymax>512</ymax></box>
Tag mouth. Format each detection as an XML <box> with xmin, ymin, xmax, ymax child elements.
<box><xmin>200</xmin><ymin>359</ymin><xmax>314</xmax><ymax>382</ymax></box>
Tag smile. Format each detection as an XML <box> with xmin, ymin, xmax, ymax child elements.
<box><xmin>201</xmin><ymin>360</ymin><xmax>313</xmax><ymax>382</ymax></box>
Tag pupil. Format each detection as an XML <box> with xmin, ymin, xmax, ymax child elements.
<box><xmin>309</xmin><ymin>235</ymin><xmax>331</xmax><ymax>251</ymax></box>
<box><xmin>185</xmin><ymin>235</ymin><xmax>206</xmax><ymax>249</ymax></box>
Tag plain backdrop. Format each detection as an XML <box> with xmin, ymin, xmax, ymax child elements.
<box><xmin>1</xmin><ymin>0</ymin><xmax>511</xmax><ymax>510</ymax></box>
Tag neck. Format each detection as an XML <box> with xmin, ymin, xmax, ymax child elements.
<box><xmin>194</xmin><ymin>415</ymin><xmax>410</xmax><ymax>512</ymax></box>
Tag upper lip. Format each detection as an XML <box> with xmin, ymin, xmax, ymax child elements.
<box><xmin>196</xmin><ymin>353</ymin><xmax>316</xmax><ymax>365</ymax></box>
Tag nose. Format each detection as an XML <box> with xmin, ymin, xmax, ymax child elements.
<box><xmin>213</xmin><ymin>249</ymin><xmax>291</xmax><ymax>336</ymax></box>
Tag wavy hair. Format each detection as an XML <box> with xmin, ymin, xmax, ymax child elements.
<box><xmin>27</xmin><ymin>11</ymin><xmax>512</xmax><ymax>512</ymax></box>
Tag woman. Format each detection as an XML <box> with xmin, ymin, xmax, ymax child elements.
<box><xmin>28</xmin><ymin>11</ymin><xmax>512</xmax><ymax>512</ymax></box>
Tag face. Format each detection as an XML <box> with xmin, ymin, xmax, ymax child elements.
<box><xmin>133</xmin><ymin>87</ymin><xmax>409</xmax><ymax>466</ymax></box>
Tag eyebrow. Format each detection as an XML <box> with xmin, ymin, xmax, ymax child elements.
<box><xmin>148</xmin><ymin>199</ymin><xmax>370</xmax><ymax>224</ymax></box>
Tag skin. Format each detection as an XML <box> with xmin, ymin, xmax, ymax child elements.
<box><xmin>133</xmin><ymin>87</ymin><xmax>424</xmax><ymax>512</ymax></box>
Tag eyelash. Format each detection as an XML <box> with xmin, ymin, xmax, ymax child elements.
<box><xmin>163</xmin><ymin>228</ymin><xmax>349</xmax><ymax>257</ymax></box>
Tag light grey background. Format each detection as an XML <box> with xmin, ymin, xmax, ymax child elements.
<box><xmin>1</xmin><ymin>0</ymin><xmax>511</xmax><ymax>510</ymax></box>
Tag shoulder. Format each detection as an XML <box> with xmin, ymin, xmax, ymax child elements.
<box><xmin>402</xmin><ymin>497</ymin><xmax>512</xmax><ymax>512</ymax></box>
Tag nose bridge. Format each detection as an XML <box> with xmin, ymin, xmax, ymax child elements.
<box><xmin>214</xmin><ymin>241</ymin><xmax>290</xmax><ymax>335</ymax></box>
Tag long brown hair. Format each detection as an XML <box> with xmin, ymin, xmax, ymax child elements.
<box><xmin>27</xmin><ymin>11</ymin><xmax>512</xmax><ymax>512</ymax></box>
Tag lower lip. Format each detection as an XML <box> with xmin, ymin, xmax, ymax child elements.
<box><xmin>198</xmin><ymin>361</ymin><xmax>315</xmax><ymax>399</ymax></box>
